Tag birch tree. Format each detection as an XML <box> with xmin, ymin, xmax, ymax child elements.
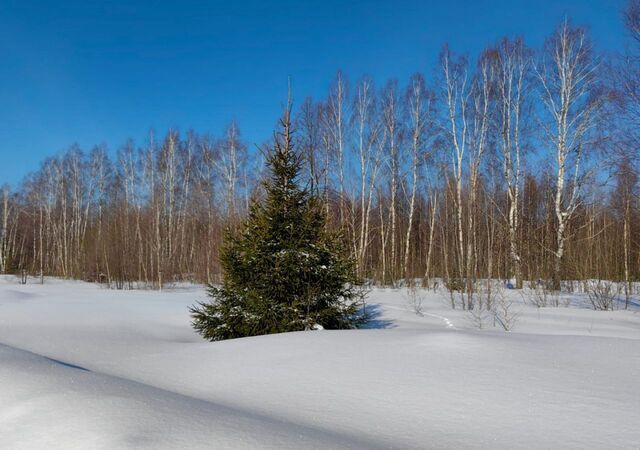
<box><xmin>440</xmin><ymin>46</ymin><xmax>469</xmax><ymax>307</ymax></box>
<box><xmin>536</xmin><ymin>21</ymin><xmax>603</xmax><ymax>290</ymax></box>
<box><xmin>492</xmin><ymin>38</ymin><xmax>531</xmax><ymax>289</ymax></box>
<box><xmin>0</xmin><ymin>185</ymin><xmax>9</xmax><ymax>273</ymax></box>
<box><xmin>382</xmin><ymin>80</ymin><xmax>402</xmax><ymax>283</ymax></box>
<box><xmin>326</xmin><ymin>72</ymin><xmax>349</xmax><ymax>228</ymax></box>
<box><xmin>352</xmin><ymin>76</ymin><xmax>383</xmax><ymax>275</ymax></box>
<box><xmin>215</xmin><ymin>122</ymin><xmax>245</xmax><ymax>221</ymax></box>
<box><xmin>402</xmin><ymin>74</ymin><xmax>433</xmax><ymax>278</ymax></box>
<box><xmin>465</xmin><ymin>51</ymin><xmax>494</xmax><ymax>306</ymax></box>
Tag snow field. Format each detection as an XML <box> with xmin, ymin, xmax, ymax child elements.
<box><xmin>0</xmin><ymin>276</ymin><xmax>639</xmax><ymax>449</ymax></box>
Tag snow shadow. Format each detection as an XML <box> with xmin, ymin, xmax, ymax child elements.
<box><xmin>43</xmin><ymin>356</ymin><xmax>91</xmax><ymax>372</ymax></box>
<box><xmin>360</xmin><ymin>303</ymin><xmax>395</xmax><ymax>329</ymax></box>
<box><xmin>616</xmin><ymin>296</ymin><xmax>640</xmax><ymax>310</ymax></box>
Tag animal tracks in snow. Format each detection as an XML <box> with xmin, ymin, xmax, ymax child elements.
<box><xmin>422</xmin><ymin>312</ymin><xmax>456</xmax><ymax>329</ymax></box>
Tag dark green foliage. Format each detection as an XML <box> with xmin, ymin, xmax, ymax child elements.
<box><xmin>190</xmin><ymin>111</ymin><xmax>366</xmax><ymax>341</ymax></box>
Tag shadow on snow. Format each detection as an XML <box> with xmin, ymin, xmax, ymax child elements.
<box><xmin>359</xmin><ymin>303</ymin><xmax>395</xmax><ymax>329</ymax></box>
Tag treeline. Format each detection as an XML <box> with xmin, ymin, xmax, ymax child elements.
<box><xmin>1</xmin><ymin>10</ymin><xmax>639</xmax><ymax>295</ymax></box>
<box><xmin>0</xmin><ymin>125</ymin><xmax>256</xmax><ymax>288</ymax></box>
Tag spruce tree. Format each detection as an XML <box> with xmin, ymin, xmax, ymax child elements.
<box><xmin>190</xmin><ymin>107</ymin><xmax>365</xmax><ymax>341</ymax></box>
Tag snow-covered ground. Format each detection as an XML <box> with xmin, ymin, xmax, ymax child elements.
<box><xmin>0</xmin><ymin>275</ymin><xmax>639</xmax><ymax>449</ymax></box>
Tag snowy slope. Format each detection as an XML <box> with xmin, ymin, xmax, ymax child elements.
<box><xmin>0</xmin><ymin>276</ymin><xmax>639</xmax><ymax>449</ymax></box>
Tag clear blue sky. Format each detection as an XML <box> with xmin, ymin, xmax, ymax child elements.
<box><xmin>0</xmin><ymin>0</ymin><xmax>628</xmax><ymax>186</ymax></box>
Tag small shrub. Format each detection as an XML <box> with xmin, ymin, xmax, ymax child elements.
<box><xmin>405</xmin><ymin>283</ymin><xmax>425</xmax><ymax>316</ymax></box>
<box><xmin>525</xmin><ymin>280</ymin><xmax>560</xmax><ymax>307</ymax></box>
<box><xmin>470</xmin><ymin>283</ymin><xmax>518</xmax><ymax>331</ymax></box>
<box><xmin>493</xmin><ymin>286</ymin><xmax>518</xmax><ymax>331</ymax></box>
<box><xmin>585</xmin><ymin>280</ymin><xmax>619</xmax><ymax>311</ymax></box>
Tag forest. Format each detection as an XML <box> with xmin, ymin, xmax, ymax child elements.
<box><xmin>1</xmin><ymin>7</ymin><xmax>639</xmax><ymax>302</ymax></box>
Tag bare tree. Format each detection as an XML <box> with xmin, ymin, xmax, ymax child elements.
<box><xmin>382</xmin><ymin>80</ymin><xmax>404</xmax><ymax>284</ymax></box>
<box><xmin>326</xmin><ymin>71</ymin><xmax>349</xmax><ymax>228</ymax></box>
<box><xmin>0</xmin><ymin>185</ymin><xmax>10</xmax><ymax>273</ymax></box>
<box><xmin>536</xmin><ymin>20</ymin><xmax>603</xmax><ymax>290</ymax></box>
<box><xmin>423</xmin><ymin>187</ymin><xmax>438</xmax><ymax>288</ymax></box>
<box><xmin>491</xmin><ymin>38</ymin><xmax>532</xmax><ymax>289</ymax></box>
<box><xmin>297</xmin><ymin>97</ymin><xmax>323</xmax><ymax>195</ymax></box>
<box><xmin>402</xmin><ymin>74</ymin><xmax>433</xmax><ymax>279</ymax></box>
<box><xmin>440</xmin><ymin>46</ymin><xmax>470</xmax><ymax>308</ymax></box>
<box><xmin>215</xmin><ymin>122</ymin><xmax>245</xmax><ymax>221</ymax></box>
<box><xmin>353</xmin><ymin>77</ymin><xmax>383</xmax><ymax>275</ymax></box>
<box><xmin>612</xmin><ymin>159</ymin><xmax>638</xmax><ymax>308</ymax></box>
<box><xmin>465</xmin><ymin>51</ymin><xmax>494</xmax><ymax>307</ymax></box>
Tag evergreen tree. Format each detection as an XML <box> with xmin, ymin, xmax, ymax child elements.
<box><xmin>190</xmin><ymin>107</ymin><xmax>366</xmax><ymax>341</ymax></box>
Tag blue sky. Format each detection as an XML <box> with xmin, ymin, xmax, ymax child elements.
<box><xmin>0</xmin><ymin>0</ymin><xmax>628</xmax><ymax>186</ymax></box>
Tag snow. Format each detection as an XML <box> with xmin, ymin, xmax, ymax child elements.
<box><xmin>1</xmin><ymin>275</ymin><xmax>639</xmax><ymax>449</ymax></box>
